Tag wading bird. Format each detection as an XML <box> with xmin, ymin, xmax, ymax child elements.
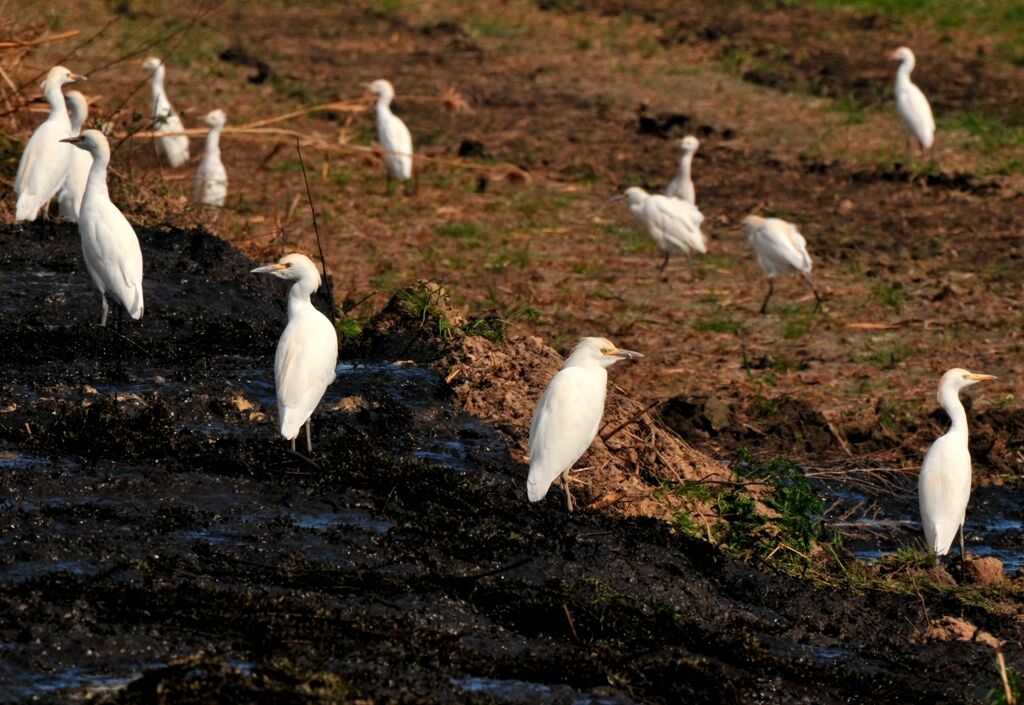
<box><xmin>919</xmin><ymin>369</ymin><xmax>995</xmax><ymax>569</ymax></box>
<box><xmin>251</xmin><ymin>254</ymin><xmax>338</xmax><ymax>454</ymax></box>
<box><xmin>364</xmin><ymin>79</ymin><xmax>414</xmax><ymax>194</ymax></box>
<box><xmin>142</xmin><ymin>56</ymin><xmax>189</xmax><ymax>168</ymax></box>
<box><xmin>743</xmin><ymin>215</ymin><xmax>822</xmax><ymax>313</ymax></box>
<box><xmin>891</xmin><ymin>47</ymin><xmax>934</xmax><ymax>153</ymax></box>
<box><xmin>527</xmin><ymin>337</ymin><xmax>642</xmax><ymax>511</ymax></box>
<box><xmin>14</xmin><ymin>65</ymin><xmax>85</xmax><ymax>221</ymax></box>
<box><xmin>665</xmin><ymin>135</ymin><xmax>700</xmax><ymax>205</ymax></box>
<box><xmin>194</xmin><ymin>109</ymin><xmax>227</xmax><ymax>207</ymax></box>
<box><xmin>57</xmin><ymin>90</ymin><xmax>92</xmax><ymax>222</ymax></box>
<box><xmin>61</xmin><ymin>130</ymin><xmax>144</xmax><ymax>326</ymax></box>
<box><xmin>622</xmin><ymin>186</ymin><xmax>706</xmax><ymax>278</ymax></box>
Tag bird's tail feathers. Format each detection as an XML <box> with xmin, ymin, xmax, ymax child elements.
<box><xmin>15</xmin><ymin>194</ymin><xmax>41</xmax><ymax>222</ymax></box>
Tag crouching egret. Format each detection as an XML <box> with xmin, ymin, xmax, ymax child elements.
<box><xmin>60</xmin><ymin>130</ymin><xmax>144</xmax><ymax>326</ymax></box>
<box><xmin>58</xmin><ymin>90</ymin><xmax>92</xmax><ymax>222</ymax></box>
<box><xmin>622</xmin><ymin>187</ymin><xmax>706</xmax><ymax>278</ymax></box>
<box><xmin>920</xmin><ymin>369</ymin><xmax>995</xmax><ymax>569</ymax></box>
<box><xmin>891</xmin><ymin>47</ymin><xmax>934</xmax><ymax>152</ymax></box>
<box><xmin>527</xmin><ymin>337</ymin><xmax>642</xmax><ymax>511</ymax></box>
<box><xmin>142</xmin><ymin>57</ymin><xmax>189</xmax><ymax>168</ymax></box>
<box><xmin>14</xmin><ymin>66</ymin><xmax>85</xmax><ymax>221</ymax></box>
<box><xmin>194</xmin><ymin>109</ymin><xmax>227</xmax><ymax>206</ymax></box>
<box><xmin>252</xmin><ymin>254</ymin><xmax>339</xmax><ymax>453</ymax></box>
<box><xmin>742</xmin><ymin>215</ymin><xmax>822</xmax><ymax>313</ymax></box>
<box><xmin>665</xmin><ymin>135</ymin><xmax>700</xmax><ymax>205</ymax></box>
<box><xmin>364</xmin><ymin>79</ymin><xmax>414</xmax><ymax>195</ymax></box>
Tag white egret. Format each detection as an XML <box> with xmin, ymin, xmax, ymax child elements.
<box><xmin>57</xmin><ymin>90</ymin><xmax>92</xmax><ymax>222</ymax></box>
<box><xmin>60</xmin><ymin>130</ymin><xmax>144</xmax><ymax>326</ymax></box>
<box><xmin>891</xmin><ymin>47</ymin><xmax>934</xmax><ymax>152</ymax></box>
<box><xmin>919</xmin><ymin>369</ymin><xmax>995</xmax><ymax>567</ymax></box>
<box><xmin>142</xmin><ymin>56</ymin><xmax>189</xmax><ymax>168</ymax></box>
<box><xmin>742</xmin><ymin>215</ymin><xmax>822</xmax><ymax>314</ymax></box>
<box><xmin>364</xmin><ymin>79</ymin><xmax>414</xmax><ymax>194</ymax></box>
<box><xmin>14</xmin><ymin>66</ymin><xmax>85</xmax><ymax>221</ymax></box>
<box><xmin>622</xmin><ymin>186</ymin><xmax>707</xmax><ymax>278</ymax></box>
<box><xmin>251</xmin><ymin>254</ymin><xmax>339</xmax><ymax>453</ymax></box>
<box><xmin>665</xmin><ymin>135</ymin><xmax>699</xmax><ymax>205</ymax></box>
<box><xmin>194</xmin><ymin>109</ymin><xmax>227</xmax><ymax>207</ymax></box>
<box><xmin>527</xmin><ymin>337</ymin><xmax>642</xmax><ymax>511</ymax></box>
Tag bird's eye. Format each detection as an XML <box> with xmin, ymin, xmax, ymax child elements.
<box><xmin>962</xmin><ymin>373</ymin><xmax>969</xmax><ymax>379</ymax></box>
<box><xmin>600</xmin><ymin>347</ymin><xmax>612</xmax><ymax>355</ymax></box>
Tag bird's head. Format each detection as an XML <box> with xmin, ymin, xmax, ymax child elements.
<box><xmin>141</xmin><ymin>56</ymin><xmax>164</xmax><ymax>73</ymax></box>
<box><xmin>681</xmin><ymin>135</ymin><xmax>700</xmax><ymax>153</ymax></box>
<box><xmin>621</xmin><ymin>186</ymin><xmax>648</xmax><ymax>206</ymax></box>
<box><xmin>252</xmin><ymin>253</ymin><xmax>322</xmax><ymax>289</ymax></box>
<box><xmin>938</xmin><ymin>368</ymin><xmax>995</xmax><ymax>401</ymax></box>
<box><xmin>43</xmin><ymin>66</ymin><xmax>86</xmax><ymax>91</ymax></box>
<box><xmin>571</xmin><ymin>337</ymin><xmax>643</xmax><ymax>368</ymax></box>
<box><xmin>363</xmin><ymin>79</ymin><xmax>395</xmax><ymax>100</ymax></box>
<box><xmin>64</xmin><ymin>90</ymin><xmax>89</xmax><ymax>126</ymax></box>
<box><xmin>201</xmin><ymin>109</ymin><xmax>227</xmax><ymax>128</ymax></box>
<box><xmin>60</xmin><ymin>128</ymin><xmax>109</xmax><ymax>157</ymax></box>
<box><xmin>742</xmin><ymin>214</ymin><xmax>765</xmax><ymax>230</ymax></box>
<box><xmin>890</xmin><ymin>47</ymin><xmax>914</xmax><ymax>62</ymax></box>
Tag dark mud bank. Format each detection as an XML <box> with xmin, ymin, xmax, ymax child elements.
<box><xmin>0</xmin><ymin>222</ymin><xmax>1019</xmax><ymax>704</ymax></box>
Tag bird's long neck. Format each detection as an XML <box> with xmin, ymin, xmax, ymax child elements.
<box><xmin>896</xmin><ymin>56</ymin><xmax>915</xmax><ymax>85</ymax></box>
<box><xmin>680</xmin><ymin>151</ymin><xmax>694</xmax><ymax>179</ymax></box>
<box><xmin>204</xmin><ymin>124</ymin><xmax>222</xmax><ymax>157</ymax></box>
<box><xmin>375</xmin><ymin>95</ymin><xmax>394</xmax><ymax>118</ymax></box>
<box><xmin>150</xmin><ymin>65</ymin><xmax>166</xmax><ymax>99</ymax></box>
<box><xmin>43</xmin><ymin>80</ymin><xmax>69</xmax><ymax>121</ymax></box>
<box><xmin>69</xmin><ymin>111</ymin><xmax>86</xmax><ymax>134</ymax></box>
<box><xmin>287</xmin><ymin>277</ymin><xmax>319</xmax><ymax>318</ymax></box>
<box><xmin>84</xmin><ymin>150</ymin><xmax>111</xmax><ymax>202</ymax></box>
<box><xmin>939</xmin><ymin>386</ymin><xmax>969</xmax><ymax>440</ymax></box>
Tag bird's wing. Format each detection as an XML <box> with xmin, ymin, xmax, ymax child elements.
<box><xmin>90</xmin><ymin>202</ymin><xmax>145</xmax><ymax>316</ymax></box>
<box><xmin>645</xmin><ymin>196</ymin><xmax>706</xmax><ymax>254</ymax></box>
<box><xmin>753</xmin><ymin>220</ymin><xmax>811</xmax><ymax>273</ymax></box>
<box><xmin>918</xmin><ymin>435</ymin><xmax>971</xmax><ymax>554</ymax></box>
<box><xmin>527</xmin><ymin>367</ymin><xmax>605</xmax><ymax>501</ymax></box>
<box><xmin>785</xmin><ymin>224</ymin><xmax>813</xmax><ymax>272</ymax></box>
<box><xmin>379</xmin><ymin>113</ymin><xmax>413</xmax><ymax>178</ymax></box>
<box><xmin>897</xmin><ymin>84</ymin><xmax>935</xmax><ymax>148</ymax></box>
<box><xmin>274</xmin><ymin>311</ymin><xmax>339</xmax><ymax>438</ymax></box>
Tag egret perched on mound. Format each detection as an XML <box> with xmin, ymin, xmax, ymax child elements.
<box><xmin>743</xmin><ymin>215</ymin><xmax>822</xmax><ymax>314</ymax></box>
<box><xmin>61</xmin><ymin>130</ymin><xmax>144</xmax><ymax>326</ymax></box>
<box><xmin>891</xmin><ymin>47</ymin><xmax>934</xmax><ymax>152</ymax></box>
<box><xmin>194</xmin><ymin>109</ymin><xmax>228</xmax><ymax>207</ymax></box>
<box><xmin>527</xmin><ymin>337</ymin><xmax>642</xmax><ymax>512</ymax></box>
<box><xmin>665</xmin><ymin>135</ymin><xmax>700</xmax><ymax>205</ymax></box>
<box><xmin>364</xmin><ymin>79</ymin><xmax>414</xmax><ymax>194</ymax></box>
<box><xmin>142</xmin><ymin>56</ymin><xmax>189</xmax><ymax>168</ymax></box>
<box><xmin>57</xmin><ymin>90</ymin><xmax>92</xmax><ymax>222</ymax></box>
<box><xmin>14</xmin><ymin>66</ymin><xmax>85</xmax><ymax>221</ymax></box>
<box><xmin>919</xmin><ymin>369</ymin><xmax>995</xmax><ymax>567</ymax></box>
<box><xmin>252</xmin><ymin>254</ymin><xmax>339</xmax><ymax>453</ymax></box>
<box><xmin>622</xmin><ymin>186</ymin><xmax>706</xmax><ymax>278</ymax></box>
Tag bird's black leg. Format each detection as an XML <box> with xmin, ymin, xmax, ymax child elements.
<box><xmin>386</xmin><ymin>170</ymin><xmax>393</xmax><ymax>196</ymax></box>
<box><xmin>658</xmin><ymin>251</ymin><xmax>670</xmax><ymax>280</ymax></box>
<box><xmin>959</xmin><ymin>524</ymin><xmax>966</xmax><ymax>576</ymax></box>
<box><xmin>759</xmin><ymin>279</ymin><xmax>774</xmax><ymax>314</ymax></box>
<box><xmin>802</xmin><ymin>273</ymin><xmax>824</xmax><ymax>311</ymax></box>
<box><xmin>290</xmin><ymin>437</ymin><xmax>297</xmax><ymax>453</ymax></box>
<box><xmin>562</xmin><ymin>472</ymin><xmax>574</xmax><ymax>513</ymax></box>
<box><xmin>406</xmin><ymin>166</ymin><xmax>417</xmax><ymax>196</ymax></box>
<box><xmin>305</xmin><ymin>418</ymin><xmax>313</xmax><ymax>454</ymax></box>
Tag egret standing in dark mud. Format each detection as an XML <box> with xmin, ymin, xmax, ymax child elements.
<box><xmin>142</xmin><ymin>56</ymin><xmax>189</xmax><ymax>168</ymax></box>
<box><xmin>61</xmin><ymin>130</ymin><xmax>144</xmax><ymax>326</ymax></box>
<box><xmin>364</xmin><ymin>79</ymin><xmax>414</xmax><ymax>195</ymax></box>
<box><xmin>743</xmin><ymin>215</ymin><xmax>822</xmax><ymax>314</ymax></box>
<box><xmin>665</xmin><ymin>135</ymin><xmax>700</xmax><ymax>205</ymax></box>
<box><xmin>252</xmin><ymin>254</ymin><xmax>338</xmax><ymax>454</ymax></box>
<box><xmin>891</xmin><ymin>46</ymin><xmax>934</xmax><ymax>153</ymax></box>
<box><xmin>919</xmin><ymin>369</ymin><xmax>995</xmax><ymax>569</ymax></box>
<box><xmin>57</xmin><ymin>90</ymin><xmax>92</xmax><ymax>223</ymax></box>
<box><xmin>527</xmin><ymin>337</ymin><xmax>642</xmax><ymax>511</ymax></box>
<box><xmin>621</xmin><ymin>186</ymin><xmax>706</xmax><ymax>279</ymax></box>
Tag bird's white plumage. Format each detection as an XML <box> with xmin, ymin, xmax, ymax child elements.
<box><xmin>15</xmin><ymin>66</ymin><xmax>82</xmax><ymax>221</ymax></box>
<box><xmin>366</xmin><ymin>79</ymin><xmax>413</xmax><ymax>181</ymax></box>
<box><xmin>625</xmin><ymin>187</ymin><xmax>707</xmax><ymax>257</ymax></box>
<box><xmin>57</xmin><ymin>90</ymin><xmax>92</xmax><ymax>222</ymax></box>
<box><xmin>892</xmin><ymin>47</ymin><xmax>934</xmax><ymax>150</ymax></box>
<box><xmin>665</xmin><ymin>135</ymin><xmax>699</xmax><ymax>204</ymax></box>
<box><xmin>194</xmin><ymin>109</ymin><xmax>227</xmax><ymax>206</ymax></box>
<box><xmin>143</xmin><ymin>57</ymin><xmax>189</xmax><ymax>168</ymax></box>
<box><xmin>744</xmin><ymin>215</ymin><xmax>812</xmax><ymax>278</ymax></box>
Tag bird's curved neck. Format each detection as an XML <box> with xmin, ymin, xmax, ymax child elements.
<box><xmin>43</xmin><ymin>80</ymin><xmax>69</xmax><ymax>119</ymax></box>
<box><xmin>204</xmin><ymin>124</ymin><xmax>222</xmax><ymax>155</ymax></box>
<box><xmin>287</xmin><ymin>277</ymin><xmax>319</xmax><ymax>317</ymax></box>
<box><xmin>85</xmin><ymin>153</ymin><xmax>111</xmax><ymax>201</ymax></box>
<box><xmin>939</xmin><ymin>386</ymin><xmax>968</xmax><ymax>439</ymax></box>
<box><xmin>70</xmin><ymin>112</ymin><xmax>86</xmax><ymax>134</ymax></box>
<box><xmin>375</xmin><ymin>95</ymin><xmax>394</xmax><ymax>115</ymax></box>
<box><xmin>680</xmin><ymin>152</ymin><xmax>694</xmax><ymax>175</ymax></box>
<box><xmin>150</xmin><ymin>66</ymin><xmax>166</xmax><ymax>95</ymax></box>
<box><xmin>896</xmin><ymin>56</ymin><xmax>915</xmax><ymax>82</ymax></box>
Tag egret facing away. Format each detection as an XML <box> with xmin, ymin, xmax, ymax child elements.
<box><xmin>57</xmin><ymin>90</ymin><xmax>92</xmax><ymax>223</ymax></box>
<box><xmin>194</xmin><ymin>109</ymin><xmax>227</xmax><ymax>207</ymax></box>
<box><xmin>364</xmin><ymin>79</ymin><xmax>414</xmax><ymax>195</ymax></box>
<box><xmin>61</xmin><ymin>130</ymin><xmax>144</xmax><ymax>326</ymax></box>
<box><xmin>527</xmin><ymin>337</ymin><xmax>642</xmax><ymax>511</ymax></box>
<box><xmin>622</xmin><ymin>186</ymin><xmax>707</xmax><ymax>278</ymax></box>
<box><xmin>142</xmin><ymin>57</ymin><xmax>189</xmax><ymax>168</ymax></box>
<box><xmin>665</xmin><ymin>135</ymin><xmax>700</xmax><ymax>205</ymax></box>
<box><xmin>891</xmin><ymin>47</ymin><xmax>934</xmax><ymax>152</ymax></box>
<box><xmin>743</xmin><ymin>215</ymin><xmax>822</xmax><ymax>314</ymax></box>
<box><xmin>919</xmin><ymin>369</ymin><xmax>995</xmax><ymax>568</ymax></box>
<box><xmin>252</xmin><ymin>254</ymin><xmax>339</xmax><ymax>453</ymax></box>
<box><xmin>14</xmin><ymin>66</ymin><xmax>85</xmax><ymax>221</ymax></box>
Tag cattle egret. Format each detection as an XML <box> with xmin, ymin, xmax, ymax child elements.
<box><xmin>142</xmin><ymin>56</ymin><xmax>189</xmax><ymax>168</ymax></box>
<box><xmin>891</xmin><ymin>47</ymin><xmax>934</xmax><ymax>152</ymax></box>
<box><xmin>527</xmin><ymin>337</ymin><xmax>642</xmax><ymax>511</ymax></box>
<box><xmin>194</xmin><ymin>109</ymin><xmax>227</xmax><ymax>206</ymax></box>
<box><xmin>252</xmin><ymin>254</ymin><xmax>339</xmax><ymax>453</ymax></box>
<box><xmin>14</xmin><ymin>66</ymin><xmax>85</xmax><ymax>221</ymax></box>
<box><xmin>743</xmin><ymin>215</ymin><xmax>822</xmax><ymax>313</ymax></box>
<box><xmin>60</xmin><ymin>130</ymin><xmax>144</xmax><ymax>326</ymax></box>
<box><xmin>364</xmin><ymin>79</ymin><xmax>414</xmax><ymax>194</ymax></box>
<box><xmin>665</xmin><ymin>135</ymin><xmax>700</xmax><ymax>205</ymax></box>
<box><xmin>919</xmin><ymin>369</ymin><xmax>995</xmax><ymax>568</ymax></box>
<box><xmin>57</xmin><ymin>90</ymin><xmax>92</xmax><ymax>222</ymax></box>
<box><xmin>622</xmin><ymin>186</ymin><xmax>707</xmax><ymax>278</ymax></box>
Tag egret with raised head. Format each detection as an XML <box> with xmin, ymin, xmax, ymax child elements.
<box><xmin>665</xmin><ymin>135</ymin><xmax>700</xmax><ymax>205</ymax></box>
<box><xmin>194</xmin><ymin>109</ymin><xmax>227</xmax><ymax>206</ymax></box>
<box><xmin>364</xmin><ymin>79</ymin><xmax>414</xmax><ymax>194</ymax></box>
<box><xmin>57</xmin><ymin>90</ymin><xmax>92</xmax><ymax>222</ymax></box>
<box><xmin>891</xmin><ymin>47</ymin><xmax>934</xmax><ymax>152</ymax></box>
<box><xmin>142</xmin><ymin>56</ymin><xmax>189</xmax><ymax>168</ymax></box>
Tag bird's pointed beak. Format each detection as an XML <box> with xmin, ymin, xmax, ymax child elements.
<box><xmin>611</xmin><ymin>348</ymin><xmax>643</xmax><ymax>360</ymax></box>
<box><xmin>69</xmin><ymin>73</ymin><xmax>87</xmax><ymax>83</ymax></box>
<box><xmin>60</xmin><ymin>136</ymin><xmax>84</xmax><ymax>144</ymax></box>
<box><xmin>966</xmin><ymin>372</ymin><xmax>996</xmax><ymax>382</ymax></box>
<box><xmin>251</xmin><ymin>263</ymin><xmax>287</xmax><ymax>274</ymax></box>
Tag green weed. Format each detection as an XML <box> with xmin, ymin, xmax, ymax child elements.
<box><xmin>871</xmin><ymin>279</ymin><xmax>903</xmax><ymax>309</ymax></box>
<box><xmin>692</xmin><ymin>313</ymin><xmax>745</xmax><ymax>335</ymax></box>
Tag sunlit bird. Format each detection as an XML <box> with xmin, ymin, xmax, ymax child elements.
<box><xmin>743</xmin><ymin>215</ymin><xmax>822</xmax><ymax>313</ymax></box>
<box><xmin>622</xmin><ymin>186</ymin><xmax>706</xmax><ymax>278</ymax></box>
<box><xmin>60</xmin><ymin>130</ymin><xmax>144</xmax><ymax>326</ymax></box>
<box><xmin>364</xmin><ymin>79</ymin><xmax>414</xmax><ymax>194</ymax></box>
<box><xmin>14</xmin><ymin>65</ymin><xmax>85</xmax><ymax>221</ymax></box>
<box><xmin>142</xmin><ymin>56</ymin><xmax>189</xmax><ymax>168</ymax></box>
<box><xmin>57</xmin><ymin>90</ymin><xmax>92</xmax><ymax>223</ymax></box>
<box><xmin>665</xmin><ymin>135</ymin><xmax>700</xmax><ymax>205</ymax></box>
<box><xmin>194</xmin><ymin>109</ymin><xmax>227</xmax><ymax>207</ymax></box>
<box><xmin>919</xmin><ymin>369</ymin><xmax>995</xmax><ymax>568</ymax></box>
<box><xmin>891</xmin><ymin>46</ymin><xmax>934</xmax><ymax>152</ymax></box>
<box><xmin>252</xmin><ymin>254</ymin><xmax>339</xmax><ymax>453</ymax></box>
<box><xmin>527</xmin><ymin>337</ymin><xmax>642</xmax><ymax>511</ymax></box>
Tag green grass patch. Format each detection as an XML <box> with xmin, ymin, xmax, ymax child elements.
<box><xmin>436</xmin><ymin>221</ymin><xmax>491</xmax><ymax>247</ymax></box>
<box><xmin>692</xmin><ymin>312</ymin><xmax>745</xmax><ymax>335</ymax></box>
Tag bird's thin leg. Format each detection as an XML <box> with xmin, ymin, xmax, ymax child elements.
<box><xmin>802</xmin><ymin>273</ymin><xmax>824</xmax><ymax>311</ymax></box>
<box><xmin>685</xmin><ymin>250</ymin><xmax>696</xmax><ymax>279</ymax></box>
<box><xmin>386</xmin><ymin>170</ymin><xmax>393</xmax><ymax>196</ymax></box>
<box><xmin>759</xmin><ymin>279</ymin><xmax>774</xmax><ymax>314</ymax></box>
<box><xmin>305</xmin><ymin>418</ymin><xmax>313</xmax><ymax>454</ymax></box>
<box><xmin>959</xmin><ymin>523</ymin><xmax>966</xmax><ymax>575</ymax></box>
<box><xmin>100</xmin><ymin>295</ymin><xmax>109</xmax><ymax>327</ymax></box>
<box><xmin>290</xmin><ymin>436</ymin><xmax>297</xmax><ymax>453</ymax></box>
<box><xmin>406</xmin><ymin>166</ymin><xmax>417</xmax><ymax>196</ymax></box>
<box><xmin>658</xmin><ymin>251</ymin><xmax>670</xmax><ymax>280</ymax></box>
<box><xmin>562</xmin><ymin>471</ymin><xmax>575</xmax><ymax>513</ymax></box>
